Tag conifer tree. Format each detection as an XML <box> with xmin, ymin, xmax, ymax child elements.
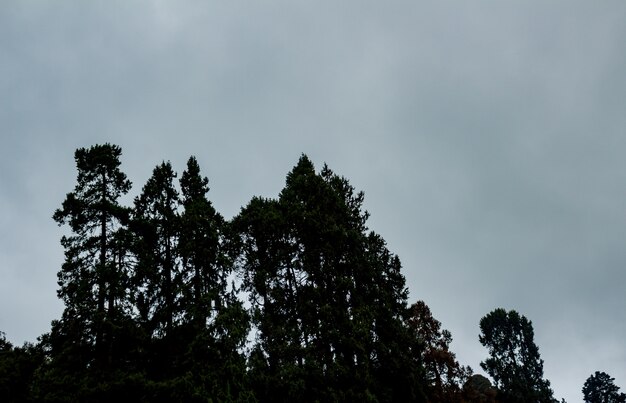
<box><xmin>235</xmin><ymin>155</ymin><xmax>422</xmax><ymax>402</ymax></box>
<box><xmin>479</xmin><ymin>308</ymin><xmax>556</xmax><ymax>403</ymax></box>
<box><xmin>52</xmin><ymin>144</ymin><xmax>132</xmax><ymax>364</ymax></box>
<box><xmin>132</xmin><ymin>161</ymin><xmax>183</xmax><ymax>391</ymax></box>
<box><xmin>177</xmin><ymin>156</ymin><xmax>250</xmax><ymax>400</ymax></box>
<box><xmin>178</xmin><ymin>156</ymin><xmax>226</xmax><ymax>329</ymax></box>
<box><xmin>40</xmin><ymin>144</ymin><xmax>133</xmax><ymax>400</ymax></box>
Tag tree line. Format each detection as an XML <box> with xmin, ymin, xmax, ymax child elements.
<box><xmin>1</xmin><ymin>144</ymin><xmax>623</xmax><ymax>402</ymax></box>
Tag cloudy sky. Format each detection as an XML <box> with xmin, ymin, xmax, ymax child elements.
<box><xmin>1</xmin><ymin>1</ymin><xmax>625</xmax><ymax>400</ymax></box>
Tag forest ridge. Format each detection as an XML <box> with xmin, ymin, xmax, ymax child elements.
<box><xmin>0</xmin><ymin>144</ymin><xmax>623</xmax><ymax>403</ymax></box>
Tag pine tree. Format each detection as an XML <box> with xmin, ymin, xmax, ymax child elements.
<box><xmin>178</xmin><ymin>156</ymin><xmax>226</xmax><ymax>330</ymax></box>
<box><xmin>177</xmin><ymin>156</ymin><xmax>250</xmax><ymax>400</ymax></box>
<box><xmin>40</xmin><ymin>144</ymin><xmax>134</xmax><ymax>400</ymax></box>
<box><xmin>235</xmin><ymin>155</ymin><xmax>422</xmax><ymax>402</ymax></box>
<box><xmin>132</xmin><ymin>161</ymin><xmax>181</xmax><ymax>383</ymax></box>
<box><xmin>52</xmin><ymin>144</ymin><xmax>132</xmax><ymax>363</ymax></box>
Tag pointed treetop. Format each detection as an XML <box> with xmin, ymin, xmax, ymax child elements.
<box><xmin>134</xmin><ymin>161</ymin><xmax>179</xmax><ymax>220</ymax></box>
<box><xmin>180</xmin><ymin>156</ymin><xmax>210</xmax><ymax>205</ymax></box>
<box><xmin>286</xmin><ymin>154</ymin><xmax>315</xmax><ymax>183</ymax></box>
<box><xmin>138</xmin><ymin>161</ymin><xmax>177</xmax><ymax>194</ymax></box>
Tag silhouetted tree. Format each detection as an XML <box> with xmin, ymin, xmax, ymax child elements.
<box><xmin>38</xmin><ymin>144</ymin><xmax>135</xmax><ymax>401</ymax></box>
<box><xmin>178</xmin><ymin>156</ymin><xmax>224</xmax><ymax>329</ymax></box>
<box><xmin>134</xmin><ymin>161</ymin><xmax>180</xmax><ymax>339</ymax></box>
<box><xmin>407</xmin><ymin>300</ymin><xmax>472</xmax><ymax>402</ymax></box>
<box><xmin>583</xmin><ymin>371</ymin><xmax>626</xmax><ymax>403</ymax></box>
<box><xmin>130</xmin><ymin>158</ymin><xmax>252</xmax><ymax>401</ymax></box>
<box><xmin>234</xmin><ymin>155</ymin><xmax>423</xmax><ymax>402</ymax></box>
<box><xmin>0</xmin><ymin>332</ymin><xmax>44</xmax><ymax>402</ymax></box>
<box><xmin>479</xmin><ymin>308</ymin><xmax>556</xmax><ymax>403</ymax></box>
<box><xmin>131</xmin><ymin>160</ymin><xmax>187</xmax><ymax>398</ymax></box>
<box><xmin>177</xmin><ymin>156</ymin><xmax>251</xmax><ymax>401</ymax></box>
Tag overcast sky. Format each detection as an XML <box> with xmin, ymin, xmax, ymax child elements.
<box><xmin>1</xmin><ymin>1</ymin><xmax>625</xmax><ymax>401</ymax></box>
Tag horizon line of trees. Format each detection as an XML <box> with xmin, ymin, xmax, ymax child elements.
<box><xmin>1</xmin><ymin>144</ymin><xmax>624</xmax><ymax>403</ymax></box>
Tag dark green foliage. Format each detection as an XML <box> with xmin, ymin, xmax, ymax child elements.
<box><xmin>40</xmin><ymin>144</ymin><xmax>136</xmax><ymax>400</ymax></box>
<box><xmin>175</xmin><ymin>156</ymin><xmax>251</xmax><ymax>401</ymax></box>
<box><xmin>479</xmin><ymin>308</ymin><xmax>556</xmax><ymax>403</ymax></box>
<box><xmin>0</xmin><ymin>332</ymin><xmax>44</xmax><ymax>403</ymax></box>
<box><xmin>131</xmin><ymin>157</ymin><xmax>252</xmax><ymax>401</ymax></box>
<box><xmin>234</xmin><ymin>155</ymin><xmax>423</xmax><ymax>402</ymax></box>
<box><xmin>583</xmin><ymin>371</ymin><xmax>626</xmax><ymax>403</ymax></box>
<box><xmin>133</xmin><ymin>161</ymin><xmax>180</xmax><ymax>339</ymax></box>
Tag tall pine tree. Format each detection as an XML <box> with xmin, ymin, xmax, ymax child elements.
<box><xmin>133</xmin><ymin>161</ymin><xmax>180</xmax><ymax>339</ymax></box>
<box><xmin>235</xmin><ymin>155</ymin><xmax>423</xmax><ymax>402</ymax></box>
<box><xmin>41</xmin><ymin>144</ymin><xmax>133</xmax><ymax>400</ymax></box>
<box><xmin>132</xmin><ymin>161</ymin><xmax>183</xmax><ymax>394</ymax></box>
<box><xmin>177</xmin><ymin>156</ymin><xmax>251</xmax><ymax>401</ymax></box>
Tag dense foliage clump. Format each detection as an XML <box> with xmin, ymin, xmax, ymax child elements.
<box><xmin>583</xmin><ymin>371</ymin><xmax>626</xmax><ymax>403</ymax></box>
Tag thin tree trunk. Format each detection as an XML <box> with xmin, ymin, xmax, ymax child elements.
<box><xmin>96</xmin><ymin>171</ymin><xmax>108</xmax><ymax>367</ymax></box>
<box><xmin>165</xmin><ymin>235</ymin><xmax>173</xmax><ymax>334</ymax></box>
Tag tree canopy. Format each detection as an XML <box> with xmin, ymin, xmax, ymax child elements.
<box><xmin>479</xmin><ymin>308</ymin><xmax>556</xmax><ymax>403</ymax></box>
<box><xmin>0</xmin><ymin>144</ymin><xmax>586</xmax><ymax>402</ymax></box>
<box><xmin>583</xmin><ymin>371</ymin><xmax>626</xmax><ymax>403</ymax></box>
